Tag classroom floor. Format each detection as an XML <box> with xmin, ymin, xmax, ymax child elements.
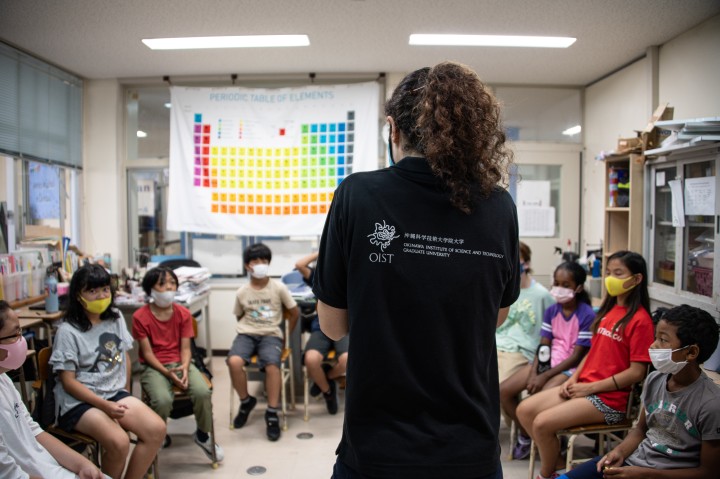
<box><xmin>151</xmin><ymin>357</ymin><xmax>596</xmax><ymax>479</ymax></box>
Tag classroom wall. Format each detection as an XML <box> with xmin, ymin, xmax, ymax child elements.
<box><xmin>658</xmin><ymin>14</ymin><xmax>720</xmax><ymax>119</ymax></box>
<box><xmin>82</xmin><ymin>80</ymin><xmax>126</xmax><ymax>268</ymax></box>
<box><xmin>582</xmin><ymin>59</ymin><xmax>649</xmax><ymax>253</ymax></box>
<box><xmin>581</xmin><ymin>13</ymin><xmax>720</xmax><ymax>257</ymax></box>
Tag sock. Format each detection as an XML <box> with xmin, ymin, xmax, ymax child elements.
<box><xmin>323</xmin><ymin>388</ymin><xmax>332</xmax><ymax>396</ymax></box>
<box><xmin>195</xmin><ymin>429</ymin><xmax>209</xmax><ymax>442</ymax></box>
<box><xmin>266</xmin><ymin>406</ymin><xmax>279</xmax><ymax>415</ymax></box>
<box><xmin>518</xmin><ymin>434</ymin><xmax>531</xmax><ymax>444</ymax></box>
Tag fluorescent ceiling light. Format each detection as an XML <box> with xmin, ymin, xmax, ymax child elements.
<box><xmin>409</xmin><ymin>34</ymin><xmax>576</xmax><ymax>48</ymax></box>
<box><xmin>136</xmin><ymin>130</ymin><xmax>147</xmax><ymax>138</ymax></box>
<box><xmin>142</xmin><ymin>35</ymin><xmax>310</xmax><ymax>50</ymax></box>
<box><xmin>164</xmin><ymin>102</ymin><xmax>171</xmax><ymax>109</ymax></box>
<box><xmin>562</xmin><ymin>125</ymin><xmax>582</xmax><ymax>136</ymax></box>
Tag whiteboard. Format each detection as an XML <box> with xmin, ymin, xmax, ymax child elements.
<box><xmin>191</xmin><ymin>237</ymin><xmax>246</xmax><ymax>275</ymax></box>
<box><xmin>262</xmin><ymin>239</ymin><xmax>315</xmax><ymax>277</ymax></box>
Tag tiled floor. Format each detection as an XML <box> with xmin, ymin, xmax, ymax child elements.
<box><xmin>153</xmin><ymin>358</ymin><xmax>594</xmax><ymax>479</ymax></box>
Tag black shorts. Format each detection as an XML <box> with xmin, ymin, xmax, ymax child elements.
<box><xmin>57</xmin><ymin>390</ymin><xmax>131</xmax><ymax>432</ymax></box>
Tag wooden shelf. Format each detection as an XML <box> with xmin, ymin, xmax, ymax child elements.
<box><xmin>9</xmin><ymin>294</ymin><xmax>47</xmax><ymax>310</ymax></box>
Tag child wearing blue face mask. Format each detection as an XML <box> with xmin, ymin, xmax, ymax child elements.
<box><xmin>227</xmin><ymin>243</ymin><xmax>299</xmax><ymax>441</ymax></box>
<box><xmin>518</xmin><ymin>251</ymin><xmax>655</xmax><ymax>479</ymax></box>
<box><xmin>560</xmin><ymin>304</ymin><xmax>720</xmax><ymax>479</ymax></box>
<box><xmin>132</xmin><ymin>266</ymin><xmax>223</xmax><ymax>462</ymax></box>
<box><xmin>50</xmin><ymin>264</ymin><xmax>166</xmax><ymax>479</ymax></box>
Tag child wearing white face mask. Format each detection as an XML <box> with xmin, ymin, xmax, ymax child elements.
<box><xmin>518</xmin><ymin>251</ymin><xmax>655</xmax><ymax>479</ymax></box>
<box><xmin>559</xmin><ymin>304</ymin><xmax>720</xmax><ymax>479</ymax></box>
<box><xmin>132</xmin><ymin>266</ymin><xmax>223</xmax><ymax>462</ymax></box>
<box><xmin>227</xmin><ymin>243</ymin><xmax>299</xmax><ymax>441</ymax></box>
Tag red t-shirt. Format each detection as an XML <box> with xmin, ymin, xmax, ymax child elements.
<box><xmin>132</xmin><ymin>304</ymin><xmax>194</xmax><ymax>364</ymax></box>
<box><xmin>578</xmin><ymin>304</ymin><xmax>653</xmax><ymax>411</ymax></box>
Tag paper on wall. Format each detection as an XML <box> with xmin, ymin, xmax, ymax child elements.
<box><xmin>684</xmin><ymin>176</ymin><xmax>715</xmax><ymax>216</ymax></box>
<box><xmin>668</xmin><ymin>179</ymin><xmax>685</xmax><ymax>227</ymax></box>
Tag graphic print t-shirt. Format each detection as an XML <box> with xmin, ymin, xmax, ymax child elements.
<box><xmin>628</xmin><ymin>370</ymin><xmax>720</xmax><ymax>469</ymax></box>
<box><xmin>578</xmin><ymin>304</ymin><xmax>653</xmax><ymax>411</ymax></box>
<box><xmin>49</xmin><ymin>313</ymin><xmax>134</xmax><ymax>418</ymax></box>
<box><xmin>234</xmin><ymin>279</ymin><xmax>297</xmax><ymax>338</ymax></box>
<box><xmin>540</xmin><ymin>302</ymin><xmax>594</xmax><ymax>369</ymax></box>
<box><xmin>496</xmin><ymin>282</ymin><xmax>555</xmax><ymax>361</ymax></box>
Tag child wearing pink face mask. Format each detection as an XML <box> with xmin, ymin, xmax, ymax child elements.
<box><xmin>517</xmin><ymin>251</ymin><xmax>654</xmax><ymax>479</ymax></box>
<box><xmin>0</xmin><ymin>300</ymin><xmax>107</xmax><ymax>479</ymax></box>
<box><xmin>501</xmin><ymin>261</ymin><xmax>595</xmax><ymax>459</ymax></box>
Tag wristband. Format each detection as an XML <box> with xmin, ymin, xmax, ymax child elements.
<box><xmin>612</xmin><ymin>375</ymin><xmax>620</xmax><ymax>390</ymax></box>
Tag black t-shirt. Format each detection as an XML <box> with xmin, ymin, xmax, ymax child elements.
<box><xmin>313</xmin><ymin>157</ymin><xmax>520</xmax><ymax>478</ymax></box>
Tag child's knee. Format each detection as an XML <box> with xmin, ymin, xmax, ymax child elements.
<box><xmin>102</xmin><ymin>429</ymin><xmax>131</xmax><ymax>456</ymax></box>
<box><xmin>227</xmin><ymin>355</ymin><xmax>246</xmax><ymax>369</ymax></box>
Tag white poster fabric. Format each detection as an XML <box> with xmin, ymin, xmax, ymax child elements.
<box><xmin>167</xmin><ymin>82</ymin><xmax>380</xmax><ymax>235</ymax></box>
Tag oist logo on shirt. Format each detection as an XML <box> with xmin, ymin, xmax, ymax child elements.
<box><xmin>367</xmin><ymin>220</ymin><xmax>399</xmax><ymax>263</ymax></box>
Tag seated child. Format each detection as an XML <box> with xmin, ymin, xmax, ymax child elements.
<box><xmin>295</xmin><ymin>251</ymin><xmax>348</xmax><ymax>415</ymax></box>
<box><xmin>517</xmin><ymin>251</ymin><xmax>655</xmax><ymax>479</ymax></box>
<box><xmin>132</xmin><ymin>266</ymin><xmax>223</xmax><ymax>462</ymax></box>
<box><xmin>0</xmin><ymin>300</ymin><xmax>107</xmax><ymax>479</ymax></box>
<box><xmin>50</xmin><ymin>264</ymin><xmax>166</xmax><ymax>479</ymax></box>
<box><xmin>227</xmin><ymin>243</ymin><xmax>299</xmax><ymax>441</ymax></box>
<box><xmin>560</xmin><ymin>304</ymin><xmax>720</xmax><ymax>479</ymax></box>
<box><xmin>501</xmin><ymin>261</ymin><xmax>594</xmax><ymax>459</ymax></box>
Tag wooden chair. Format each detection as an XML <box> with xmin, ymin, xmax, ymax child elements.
<box><xmin>32</xmin><ymin>347</ymin><xmax>101</xmax><ymax>467</ymax></box>
<box><xmin>140</xmin><ymin>317</ymin><xmax>219</xmax><ymax>474</ymax></box>
<box><xmin>229</xmin><ymin>309</ymin><xmax>296</xmax><ymax>431</ymax></box>
<box><xmin>527</xmin><ymin>377</ymin><xmax>647</xmax><ymax>479</ymax></box>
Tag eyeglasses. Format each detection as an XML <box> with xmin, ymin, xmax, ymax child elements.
<box><xmin>0</xmin><ymin>330</ymin><xmax>22</xmax><ymax>342</ymax></box>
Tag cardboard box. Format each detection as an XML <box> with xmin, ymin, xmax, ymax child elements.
<box><xmin>617</xmin><ymin>136</ymin><xmax>642</xmax><ymax>153</ymax></box>
<box><xmin>640</xmin><ymin>103</ymin><xmax>674</xmax><ymax>151</ymax></box>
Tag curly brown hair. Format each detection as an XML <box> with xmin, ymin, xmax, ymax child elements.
<box><xmin>385</xmin><ymin>62</ymin><xmax>514</xmax><ymax>214</ymax></box>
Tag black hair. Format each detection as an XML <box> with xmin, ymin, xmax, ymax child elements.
<box><xmin>385</xmin><ymin>62</ymin><xmax>514</xmax><ymax>214</ymax></box>
<box><xmin>243</xmin><ymin>243</ymin><xmax>272</xmax><ymax>266</ymax></box>
<box><xmin>554</xmin><ymin>261</ymin><xmax>592</xmax><ymax>306</ymax></box>
<box><xmin>142</xmin><ymin>266</ymin><xmax>179</xmax><ymax>296</ymax></box>
<box><xmin>660</xmin><ymin>304</ymin><xmax>720</xmax><ymax>364</ymax></box>
<box><xmin>592</xmin><ymin>251</ymin><xmax>650</xmax><ymax>334</ymax></box>
<box><xmin>0</xmin><ymin>300</ymin><xmax>10</xmax><ymax>330</ymax></box>
<box><xmin>65</xmin><ymin>264</ymin><xmax>118</xmax><ymax>332</ymax></box>
<box><xmin>519</xmin><ymin>241</ymin><xmax>532</xmax><ymax>274</ymax></box>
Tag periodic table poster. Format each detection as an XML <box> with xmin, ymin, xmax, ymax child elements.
<box><xmin>167</xmin><ymin>82</ymin><xmax>380</xmax><ymax>235</ymax></box>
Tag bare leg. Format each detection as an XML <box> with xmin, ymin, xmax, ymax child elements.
<box><xmin>116</xmin><ymin>396</ymin><xmax>166</xmax><ymax>479</ymax></box>
<box><xmin>328</xmin><ymin>352</ymin><xmax>347</xmax><ymax>380</ymax></box>
<box><xmin>265</xmin><ymin>364</ymin><xmax>281</xmax><ymax>408</ymax></box>
<box><xmin>500</xmin><ymin>363</ymin><xmax>532</xmax><ymax>433</ymax></box>
<box><xmin>75</xmin><ymin>408</ymin><xmax>130</xmax><ymax>479</ymax></box>
<box><xmin>542</xmin><ymin>373</ymin><xmax>569</xmax><ymax>390</ymax></box>
<box><xmin>228</xmin><ymin>355</ymin><xmax>249</xmax><ymax>399</ymax></box>
<box><xmin>305</xmin><ymin>349</ymin><xmax>330</xmax><ymax>392</ymax></box>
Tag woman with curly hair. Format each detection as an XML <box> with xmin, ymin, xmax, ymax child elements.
<box><xmin>314</xmin><ymin>62</ymin><xmax>519</xmax><ymax>479</ymax></box>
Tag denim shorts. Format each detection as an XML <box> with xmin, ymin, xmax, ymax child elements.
<box><xmin>57</xmin><ymin>390</ymin><xmax>131</xmax><ymax>432</ymax></box>
<box><xmin>228</xmin><ymin>334</ymin><xmax>283</xmax><ymax>368</ymax></box>
<box><xmin>303</xmin><ymin>330</ymin><xmax>349</xmax><ymax>362</ymax></box>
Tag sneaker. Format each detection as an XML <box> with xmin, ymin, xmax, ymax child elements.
<box><xmin>162</xmin><ymin>434</ymin><xmax>172</xmax><ymax>449</ymax></box>
<box><xmin>265</xmin><ymin>411</ymin><xmax>281</xmax><ymax>441</ymax></box>
<box><xmin>193</xmin><ymin>432</ymin><xmax>224</xmax><ymax>462</ymax></box>
<box><xmin>512</xmin><ymin>438</ymin><xmax>531</xmax><ymax>460</ymax></box>
<box><xmin>233</xmin><ymin>395</ymin><xmax>257</xmax><ymax>429</ymax></box>
<box><xmin>324</xmin><ymin>379</ymin><xmax>338</xmax><ymax>415</ymax></box>
<box><xmin>535</xmin><ymin>474</ymin><xmax>562</xmax><ymax>479</ymax></box>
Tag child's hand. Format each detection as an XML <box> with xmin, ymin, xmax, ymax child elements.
<box><xmin>77</xmin><ymin>463</ymin><xmax>105</xmax><ymax>479</ymax></box>
<box><xmin>602</xmin><ymin>465</ymin><xmax>645</xmax><ymax>478</ymax></box>
<box><xmin>169</xmin><ymin>367</ymin><xmax>189</xmax><ymax>390</ymax></box>
<box><xmin>565</xmin><ymin>381</ymin><xmax>595</xmax><ymax>398</ymax></box>
<box><xmin>526</xmin><ymin>374</ymin><xmax>548</xmax><ymax>394</ymax></box>
<box><xmin>597</xmin><ymin>450</ymin><xmax>624</xmax><ymax>472</ymax></box>
<box><xmin>560</xmin><ymin>377</ymin><xmax>576</xmax><ymax>398</ymax></box>
<box><xmin>103</xmin><ymin>401</ymin><xmax>128</xmax><ymax>419</ymax></box>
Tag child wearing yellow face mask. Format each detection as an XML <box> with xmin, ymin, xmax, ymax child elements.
<box><xmin>517</xmin><ymin>251</ymin><xmax>654</xmax><ymax>479</ymax></box>
<box><xmin>50</xmin><ymin>264</ymin><xmax>166</xmax><ymax>479</ymax></box>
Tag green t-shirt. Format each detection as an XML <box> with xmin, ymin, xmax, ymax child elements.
<box><xmin>496</xmin><ymin>281</ymin><xmax>555</xmax><ymax>361</ymax></box>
